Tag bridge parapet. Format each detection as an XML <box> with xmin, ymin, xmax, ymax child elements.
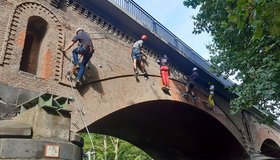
<box><xmin>107</xmin><ymin>0</ymin><xmax>234</xmax><ymax>87</ymax></box>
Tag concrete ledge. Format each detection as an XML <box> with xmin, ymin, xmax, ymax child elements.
<box><xmin>0</xmin><ymin>120</ymin><xmax>32</xmax><ymax>138</ymax></box>
<box><xmin>13</xmin><ymin>107</ymin><xmax>71</xmax><ymax>140</ymax></box>
<box><xmin>0</xmin><ymin>138</ymin><xmax>82</xmax><ymax>159</ymax></box>
<box><xmin>70</xmin><ymin>131</ymin><xmax>84</xmax><ymax>147</ymax></box>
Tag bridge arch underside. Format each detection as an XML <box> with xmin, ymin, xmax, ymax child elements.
<box><xmin>261</xmin><ymin>139</ymin><xmax>280</xmax><ymax>158</ymax></box>
<box><xmin>84</xmin><ymin>100</ymin><xmax>248</xmax><ymax>159</ymax></box>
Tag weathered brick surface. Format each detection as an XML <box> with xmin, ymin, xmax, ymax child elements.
<box><xmin>0</xmin><ymin>0</ymin><xmax>279</xmax><ymax>157</ymax></box>
<box><xmin>0</xmin><ymin>1</ymin><xmax>13</xmax><ymax>61</ymax></box>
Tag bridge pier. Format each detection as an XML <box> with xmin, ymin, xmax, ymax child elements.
<box><xmin>0</xmin><ymin>93</ymin><xmax>83</xmax><ymax>160</ymax></box>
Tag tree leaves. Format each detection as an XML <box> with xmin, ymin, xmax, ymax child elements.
<box><xmin>184</xmin><ymin>0</ymin><xmax>280</xmax><ymax>118</ymax></box>
<box><xmin>81</xmin><ymin>133</ymin><xmax>153</xmax><ymax>160</ymax></box>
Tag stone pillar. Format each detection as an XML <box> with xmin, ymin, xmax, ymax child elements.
<box><xmin>0</xmin><ymin>94</ymin><xmax>83</xmax><ymax>160</ymax></box>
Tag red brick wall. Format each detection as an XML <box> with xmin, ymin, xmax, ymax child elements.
<box><xmin>0</xmin><ymin>0</ymin><xmax>279</xmax><ymax>156</ymax></box>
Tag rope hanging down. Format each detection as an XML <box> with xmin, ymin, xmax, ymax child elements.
<box><xmin>70</xmin><ymin>84</ymin><xmax>96</xmax><ymax>159</ymax></box>
<box><xmin>61</xmin><ymin>45</ymin><xmax>96</xmax><ymax>159</ymax></box>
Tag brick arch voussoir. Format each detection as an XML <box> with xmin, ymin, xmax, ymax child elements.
<box><xmin>1</xmin><ymin>1</ymin><xmax>64</xmax><ymax>81</ymax></box>
<box><xmin>256</xmin><ymin>127</ymin><xmax>280</xmax><ymax>151</ymax></box>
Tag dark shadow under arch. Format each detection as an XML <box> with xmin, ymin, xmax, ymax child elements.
<box><xmin>81</xmin><ymin>100</ymin><xmax>249</xmax><ymax>159</ymax></box>
<box><xmin>261</xmin><ymin>138</ymin><xmax>280</xmax><ymax>158</ymax></box>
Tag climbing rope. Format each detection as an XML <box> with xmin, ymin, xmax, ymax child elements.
<box><xmin>69</xmin><ymin>84</ymin><xmax>95</xmax><ymax>159</ymax></box>
<box><xmin>61</xmin><ymin>44</ymin><xmax>96</xmax><ymax>159</ymax></box>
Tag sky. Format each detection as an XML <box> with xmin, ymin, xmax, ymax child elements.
<box><xmin>133</xmin><ymin>0</ymin><xmax>212</xmax><ymax>60</ymax></box>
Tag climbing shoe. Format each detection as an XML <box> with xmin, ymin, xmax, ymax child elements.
<box><xmin>143</xmin><ymin>72</ymin><xmax>149</xmax><ymax>80</ymax></box>
<box><xmin>192</xmin><ymin>96</ymin><xmax>196</xmax><ymax>102</ymax></box>
<box><xmin>183</xmin><ymin>93</ymin><xmax>189</xmax><ymax>97</ymax></box>
<box><xmin>75</xmin><ymin>79</ymin><xmax>81</xmax><ymax>86</ymax></box>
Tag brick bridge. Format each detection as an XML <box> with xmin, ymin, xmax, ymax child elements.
<box><xmin>0</xmin><ymin>0</ymin><xmax>280</xmax><ymax>159</ymax></box>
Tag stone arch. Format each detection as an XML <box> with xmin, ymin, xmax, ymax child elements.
<box><xmin>0</xmin><ymin>1</ymin><xmax>64</xmax><ymax>81</ymax></box>
<box><xmin>260</xmin><ymin>138</ymin><xmax>280</xmax><ymax>158</ymax></box>
<box><xmin>256</xmin><ymin>127</ymin><xmax>280</xmax><ymax>152</ymax></box>
<box><xmin>72</xmin><ymin>77</ymin><xmax>246</xmax><ymax>150</ymax></box>
<box><xmin>84</xmin><ymin>100</ymin><xmax>249</xmax><ymax>159</ymax></box>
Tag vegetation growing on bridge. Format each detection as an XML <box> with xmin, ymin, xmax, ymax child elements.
<box><xmin>183</xmin><ymin>0</ymin><xmax>280</xmax><ymax>118</ymax></box>
<box><xmin>81</xmin><ymin>133</ymin><xmax>153</xmax><ymax>159</ymax></box>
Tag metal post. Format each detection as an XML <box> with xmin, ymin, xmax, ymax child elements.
<box><xmin>83</xmin><ymin>151</ymin><xmax>91</xmax><ymax>160</ymax></box>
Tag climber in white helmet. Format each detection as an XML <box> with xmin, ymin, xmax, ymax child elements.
<box><xmin>183</xmin><ymin>67</ymin><xmax>199</xmax><ymax>101</ymax></box>
<box><xmin>63</xmin><ymin>28</ymin><xmax>94</xmax><ymax>86</ymax></box>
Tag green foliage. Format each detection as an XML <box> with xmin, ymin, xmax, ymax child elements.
<box><xmin>81</xmin><ymin>133</ymin><xmax>153</xmax><ymax>160</ymax></box>
<box><xmin>183</xmin><ymin>0</ymin><xmax>280</xmax><ymax>117</ymax></box>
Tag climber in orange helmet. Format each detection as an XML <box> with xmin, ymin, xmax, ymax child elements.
<box><xmin>131</xmin><ymin>34</ymin><xmax>149</xmax><ymax>80</ymax></box>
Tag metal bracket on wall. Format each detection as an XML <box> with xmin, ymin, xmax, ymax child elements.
<box><xmin>16</xmin><ymin>93</ymin><xmax>73</xmax><ymax>115</ymax></box>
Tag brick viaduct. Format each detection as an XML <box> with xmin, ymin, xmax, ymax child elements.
<box><xmin>0</xmin><ymin>0</ymin><xmax>279</xmax><ymax>159</ymax></box>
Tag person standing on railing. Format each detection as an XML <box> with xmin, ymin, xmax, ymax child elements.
<box><xmin>131</xmin><ymin>34</ymin><xmax>148</xmax><ymax>80</ymax></box>
<box><xmin>183</xmin><ymin>67</ymin><xmax>199</xmax><ymax>101</ymax></box>
<box><xmin>157</xmin><ymin>54</ymin><xmax>170</xmax><ymax>89</ymax></box>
